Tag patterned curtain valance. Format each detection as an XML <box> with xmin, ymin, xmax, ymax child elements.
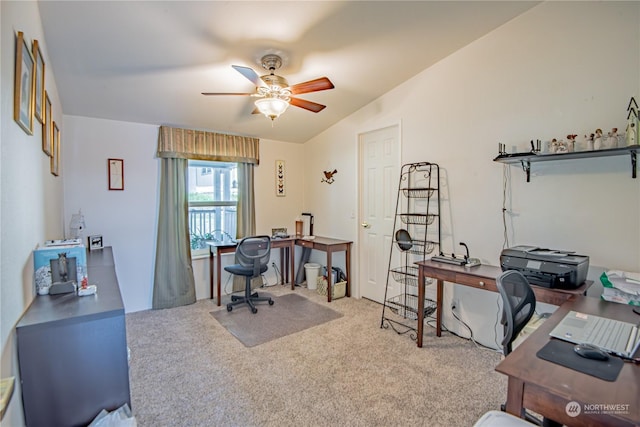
<box><xmin>157</xmin><ymin>126</ymin><xmax>260</xmax><ymax>164</ymax></box>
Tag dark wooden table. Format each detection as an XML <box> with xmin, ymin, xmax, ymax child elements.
<box><xmin>207</xmin><ymin>237</ymin><xmax>295</xmax><ymax>306</ymax></box>
<box><xmin>414</xmin><ymin>260</ymin><xmax>591</xmax><ymax>347</ymax></box>
<box><xmin>495</xmin><ymin>296</ymin><xmax>640</xmax><ymax>426</ymax></box>
<box><xmin>296</xmin><ymin>236</ymin><xmax>352</xmax><ymax>302</ymax></box>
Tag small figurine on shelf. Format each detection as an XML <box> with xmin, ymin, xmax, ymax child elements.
<box><xmin>593</xmin><ymin>128</ymin><xmax>604</xmax><ymax>150</ymax></box>
<box><xmin>557</xmin><ymin>140</ymin><xmax>568</xmax><ymax>153</ymax></box>
<box><xmin>606</xmin><ymin>128</ymin><xmax>619</xmax><ymax>148</ymax></box>
<box><xmin>550</xmin><ymin>138</ymin><xmax>559</xmax><ymax>153</ymax></box>
<box><xmin>627</xmin><ymin>120</ymin><xmax>637</xmax><ymax>146</ymax></box>
<box><xmin>584</xmin><ymin>133</ymin><xmax>595</xmax><ymax>150</ymax></box>
<box><xmin>566</xmin><ymin>134</ymin><xmax>577</xmax><ymax>152</ymax></box>
<box><xmin>627</xmin><ymin>107</ymin><xmax>638</xmax><ymax>147</ymax></box>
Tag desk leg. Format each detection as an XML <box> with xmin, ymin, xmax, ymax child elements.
<box><xmin>417</xmin><ymin>267</ymin><xmax>426</xmax><ymax>348</ymax></box>
<box><xmin>216</xmin><ymin>247</ymin><xmax>222</xmax><ymax>307</ymax></box>
<box><xmin>345</xmin><ymin>243</ymin><xmax>351</xmax><ymax>297</ymax></box>
<box><xmin>436</xmin><ymin>279</ymin><xmax>443</xmax><ymax>337</ymax></box>
<box><xmin>279</xmin><ymin>248</ymin><xmax>285</xmax><ymax>285</ymax></box>
<box><xmin>504</xmin><ymin>377</ymin><xmax>526</xmax><ymax>418</ymax></box>
<box><xmin>289</xmin><ymin>241</ymin><xmax>295</xmax><ymax>290</ymax></box>
<box><xmin>326</xmin><ymin>250</ymin><xmax>333</xmax><ymax>303</ymax></box>
<box><xmin>209</xmin><ymin>248</ymin><xmax>214</xmax><ymax>300</ymax></box>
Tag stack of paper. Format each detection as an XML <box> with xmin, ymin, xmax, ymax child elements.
<box><xmin>600</xmin><ymin>270</ymin><xmax>640</xmax><ymax>306</ymax></box>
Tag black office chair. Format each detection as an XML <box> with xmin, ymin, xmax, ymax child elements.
<box><xmin>497</xmin><ymin>270</ymin><xmax>536</xmax><ymax>356</ymax></box>
<box><xmin>224</xmin><ymin>235</ymin><xmax>274</xmax><ymax>313</ymax></box>
<box><xmin>497</xmin><ymin>270</ymin><xmax>560</xmax><ymax>427</ymax></box>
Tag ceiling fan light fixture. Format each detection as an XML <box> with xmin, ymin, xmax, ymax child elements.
<box><xmin>255</xmin><ymin>97</ymin><xmax>289</xmax><ymax>121</ymax></box>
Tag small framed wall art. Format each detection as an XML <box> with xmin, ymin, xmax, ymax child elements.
<box><xmin>108</xmin><ymin>158</ymin><xmax>124</xmax><ymax>190</ymax></box>
<box><xmin>275</xmin><ymin>160</ymin><xmax>286</xmax><ymax>197</ymax></box>
<box><xmin>88</xmin><ymin>235</ymin><xmax>104</xmax><ymax>251</ymax></box>
<box><xmin>50</xmin><ymin>121</ymin><xmax>60</xmax><ymax>176</ymax></box>
<box><xmin>42</xmin><ymin>91</ymin><xmax>52</xmax><ymax>155</ymax></box>
<box><xmin>32</xmin><ymin>39</ymin><xmax>45</xmax><ymax>124</ymax></box>
<box><xmin>14</xmin><ymin>31</ymin><xmax>35</xmax><ymax>135</ymax></box>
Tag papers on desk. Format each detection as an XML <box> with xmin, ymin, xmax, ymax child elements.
<box><xmin>512</xmin><ymin>313</ymin><xmax>548</xmax><ymax>351</ymax></box>
<box><xmin>600</xmin><ymin>270</ymin><xmax>640</xmax><ymax>306</ymax></box>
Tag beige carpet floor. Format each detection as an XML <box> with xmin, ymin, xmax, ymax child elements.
<box><xmin>126</xmin><ymin>285</ymin><xmax>507</xmax><ymax>426</ymax></box>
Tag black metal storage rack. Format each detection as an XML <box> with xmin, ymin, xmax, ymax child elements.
<box><xmin>380</xmin><ymin>162</ymin><xmax>441</xmax><ymax>341</ymax></box>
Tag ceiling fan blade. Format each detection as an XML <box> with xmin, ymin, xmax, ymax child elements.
<box><xmin>201</xmin><ymin>92</ymin><xmax>253</xmax><ymax>96</ymax></box>
<box><xmin>288</xmin><ymin>77</ymin><xmax>334</xmax><ymax>95</ymax></box>
<box><xmin>290</xmin><ymin>97</ymin><xmax>326</xmax><ymax>113</ymax></box>
<box><xmin>232</xmin><ymin>65</ymin><xmax>267</xmax><ymax>88</ymax></box>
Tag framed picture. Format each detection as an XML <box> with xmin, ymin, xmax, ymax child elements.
<box><xmin>50</xmin><ymin>121</ymin><xmax>60</xmax><ymax>176</ymax></box>
<box><xmin>14</xmin><ymin>31</ymin><xmax>35</xmax><ymax>135</ymax></box>
<box><xmin>42</xmin><ymin>91</ymin><xmax>52</xmax><ymax>156</ymax></box>
<box><xmin>275</xmin><ymin>160</ymin><xmax>286</xmax><ymax>196</ymax></box>
<box><xmin>32</xmin><ymin>39</ymin><xmax>45</xmax><ymax>124</ymax></box>
<box><xmin>108</xmin><ymin>158</ymin><xmax>124</xmax><ymax>190</ymax></box>
<box><xmin>87</xmin><ymin>235</ymin><xmax>104</xmax><ymax>251</ymax></box>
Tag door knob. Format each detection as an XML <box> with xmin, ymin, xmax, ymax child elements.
<box><xmin>361</xmin><ymin>222</ymin><xmax>371</xmax><ymax>228</ymax></box>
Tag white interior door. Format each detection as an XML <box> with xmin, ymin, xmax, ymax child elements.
<box><xmin>358</xmin><ymin>125</ymin><xmax>400</xmax><ymax>303</ymax></box>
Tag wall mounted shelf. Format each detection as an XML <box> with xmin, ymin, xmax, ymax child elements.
<box><xmin>493</xmin><ymin>144</ymin><xmax>639</xmax><ymax>182</ymax></box>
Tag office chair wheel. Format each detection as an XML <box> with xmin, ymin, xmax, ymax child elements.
<box><xmin>226</xmin><ymin>304</ymin><xmax>233</xmax><ymax>312</ymax></box>
<box><xmin>251</xmin><ymin>307</ymin><xmax>258</xmax><ymax>314</ymax></box>
<box><xmin>268</xmin><ymin>299</ymin><xmax>274</xmax><ymax>305</ymax></box>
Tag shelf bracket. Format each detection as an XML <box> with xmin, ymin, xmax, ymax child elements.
<box><xmin>631</xmin><ymin>151</ymin><xmax>637</xmax><ymax>179</ymax></box>
<box><xmin>520</xmin><ymin>160</ymin><xmax>531</xmax><ymax>182</ymax></box>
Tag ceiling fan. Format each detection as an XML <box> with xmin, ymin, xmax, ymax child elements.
<box><xmin>202</xmin><ymin>54</ymin><xmax>334</xmax><ymax>122</ymax></box>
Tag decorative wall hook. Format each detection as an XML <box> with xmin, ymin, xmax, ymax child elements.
<box><xmin>321</xmin><ymin>169</ymin><xmax>337</xmax><ymax>184</ymax></box>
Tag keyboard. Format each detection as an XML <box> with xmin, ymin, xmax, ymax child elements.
<box><xmin>583</xmin><ymin>317</ymin><xmax>631</xmax><ymax>352</ymax></box>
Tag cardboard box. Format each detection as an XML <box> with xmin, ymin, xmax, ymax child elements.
<box><xmin>34</xmin><ymin>244</ymin><xmax>87</xmax><ymax>295</ymax></box>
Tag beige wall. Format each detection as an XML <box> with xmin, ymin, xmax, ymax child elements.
<box><xmin>302</xmin><ymin>1</ymin><xmax>640</xmax><ymax>347</ymax></box>
<box><xmin>62</xmin><ymin>116</ymin><xmax>306</xmax><ymax>308</ymax></box>
<box><xmin>1</xmin><ymin>1</ymin><xmax>639</xmax><ymax>425</ymax></box>
<box><xmin>1</xmin><ymin>2</ymin><xmax>65</xmax><ymax>425</ymax></box>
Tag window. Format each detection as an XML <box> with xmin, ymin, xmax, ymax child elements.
<box><xmin>188</xmin><ymin>160</ymin><xmax>237</xmax><ymax>255</ymax></box>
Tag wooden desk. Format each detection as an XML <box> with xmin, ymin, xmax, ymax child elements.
<box><xmin>414</xmin><ymin>260</ymin><xmax>591</xmax><ymax>347</ymax></box>
<box><xmin>295</xmin><ymin>236</ymin><xmax>352</xmax><ymax>302</ymax></box>
<box><xmin>495</xmin><ymin>296</ymin><xmax>639</xmax><ymax>426</ymax></box>
<box><xmin>207</xmin><ymin>238</ymin><xmax>295</xmax><ymax>306</ymax></box>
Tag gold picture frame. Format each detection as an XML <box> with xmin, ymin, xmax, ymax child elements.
<box><xmin>108</xmin><ymin>158</ymin><xmax>124</xmax><ymax>190</ymax></box>
<box><xmin>32</xmin><ymin>39</ymin><xmax>45</xmax><ymax>124</ymax></box>
<box><xmin>14</xmin><ymin>31</ymin><xmax>35</xmax><ymax>135</ymax></box>
<box><xmin>50</xmin><ymin>121</ymin><xmax>60</xmax><ymax>176</ymax></box>
<box><xmin>42</xmin><ymin>91</ymin><xmax>52</xmax><ymax>156</ymax></box>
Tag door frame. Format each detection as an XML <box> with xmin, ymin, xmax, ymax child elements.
<box><xmin>355</xmin><ymin>121</ymin><xmax>402</xmax><ymax>300</ymax></box>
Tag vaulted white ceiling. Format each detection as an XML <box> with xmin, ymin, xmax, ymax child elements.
<box><xmin>38</xmin><ymin>1</ymin><xmax>538</xmax><ymax>143</ymax></box>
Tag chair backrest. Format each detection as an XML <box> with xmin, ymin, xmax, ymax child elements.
<box><xmin>496</xmin><ymin>270</ymin><xmax>536</xmax><ymax>355</ymax></box>
<box><xmin>235</xmin><ymin>235</ymin><xmax>271</xmax><ymax>277</ymax></box>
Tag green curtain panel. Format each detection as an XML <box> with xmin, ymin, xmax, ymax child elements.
<box><xmin>152</xmin><ymin>157</ymin><xmax>197</xmax><ymax>309</ymax></box>
<box><xmin>232</xmin><ymin>162</ymin><xmax>257</xmax><ymax>292</ymax></box>
<box><xmin>236</xmin><ymin>162</ymin><xmax>256</xmax><ymax>239</ymax></box>
<box><xmin>154</xmin><ymin>125</ymin><xmax>258</xmax><ymax>305</ymax></box>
